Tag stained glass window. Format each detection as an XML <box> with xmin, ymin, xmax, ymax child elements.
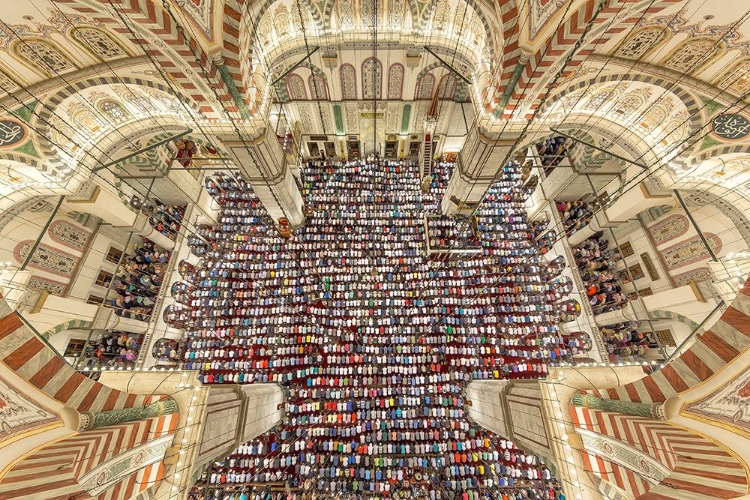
<box><xmin>308</xmin><ymin>74</ymin><xmax>328</xmax><ymax>100</ymax></box>
<box><xmin>615</xmin><ymin>28</ymin><xmax>666</xmax><ymax>60</ymax></box>
<box><xmin>716</xmin><ymin>59</ymin><xmax>750</xmax><ymax>96</ymax></box>
<box><xmin>13</xmin><ymin>39</ymin><xmax>75</xmax><ymax>76</ymax></box>
<box><xmin>361</xmin><ymin>58</ymin><xmax>382</xmax><ymax>100</ymax></box>
<box><xmin>98</xmin><ymin>99</ymin><xmax>131</xmax><ymax>123</ymax></box>
<box><xmin>387</xmin><ymin>64</ymin><xmax>404</xmax><ymax>100</ymax></box>
<box><xmin>340</xmin><ymin>64</ymin><xmax>356</xmax><ymax>100</ymax></box>
<box><xmin>286</xmin><ymin>74</ymin><xmax>307</xmax><ymax>100</ymax></box>
<box><xmin>438</xmin><ymin>74</ymin><xmax>456</xmax><ymax>100</ymax></box>
<box><xmin>415</xmin><ymin>73</ymin><xmax>435</xmax><ymax>100</ymax></box>
<box><xmin>662</xmin><ymin>39</ymin><xmax>722</xmax><ymax>75</ymax></box>
<box><xmin>71</xmin><ymin>28</ymin><xmax>126</xmax><ymax>61</ymax></box>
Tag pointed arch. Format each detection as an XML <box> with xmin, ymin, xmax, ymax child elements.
<box><xmin>613</xmin><ymin>27</ymin><xmax>670</xmax><ymax>60</ymax></box>
<box><xmin>661</xmin><ymin>38</ymin><xmax>726</xmax><ymax>76</ymax></box>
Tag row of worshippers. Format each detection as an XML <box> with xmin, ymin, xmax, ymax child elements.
<box><xmin>600</xmin><ymin>320</ymin><xmax>656</xmax><ymax>363</ymax></box>
<box><xmin>557</xmin><ymin>200</ymin><xmax>597</xmax><ymax>238</ymax></box>
<box><xmin>108</xmin><ymin>238</ymin><xmax>169</xmax><ymax>322</ymax></box>
<box><xmin>145</xmin><ymin>201</ymin><xmax>185</xmax><ymax>241</ymax></box>
<box><xmin>83</xmin><ymin>331</ymin><xmax>142</xmax><ymax>368</ymax></box>
<box><xmin>174</xmin><ymin>160</ymin><xmax>569</xmax><ymax>499</ymax></box>
<box><xmin>573</xmin><ymin>232</ymin><xmax>629</xmax><ymax>315</ymax></box>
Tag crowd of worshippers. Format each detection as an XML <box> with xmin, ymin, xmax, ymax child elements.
<box><xmin>174</xmin><ymin>160</ymin><xmax>576</xmax><ymax>499</ymax></box>
<box><xmin>573</xmin><ymin>233</ymin><xmax>628</xmax><ymax>315</ymax></box>
<box><xmin>557</xmin><ymin>201</ymin><xmax>597</xmax><ymax>238</ymax></box>
<box><xmin>82</xmin><ymin>331</ymin><xmax>143</xmax><ymax>368</ymax></box>
<box><xmin>152</xmin><ymin>337</ymin><xmax>184</xmax><ymax>363</ymax></box>
<box><xmin>535</xmin><ymin>136</ymin><xmax>573</xmax><ymax>176</ymax></box>
<box><xmin>108</xmin><ymin>238</ymin><xmax>169</xmax><ymax>322</ymax></box>
<box><xmin>145</xmin><ymin>202</ymin><xmax>185</xmax><ymax>241</ymax></box>
<box><xmin>427</xmin><ymin>216</ymin><xmax>481</xmax><ymax>250</ymax></box>
<box><xmin>599</xmin><ymin>321</ymin><xmax>655</xmax><ymax>363</ymax></box>
<box><xmin>531</xmin><ymin>220</ymin><xmax>556</xmax><ymax>255</ymax></box>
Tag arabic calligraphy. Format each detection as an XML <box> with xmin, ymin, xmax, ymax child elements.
<box><xmin>713</xmin><ymin>113</ymin><xmax>750</xmax><ymax>140</ymax></box>
<box><xmin>0</xmin><ymin>119</ymin><xmax>26</xmax><ymax>148</ymax></box>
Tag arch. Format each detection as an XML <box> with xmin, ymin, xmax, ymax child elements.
<box><xmin>69</xmin><ymin>27</ymin><xmax>130</xmax><ymax>62</ymax></box>
<box><xmin>541</xmin><ymin>74</ymin><xmax>704</xmax><ymax>147</ymax></box>
<box><xmin>415</xmin><ymin>73</ymin><xmax>435</xmax><ymax>100</ymax></box>
<box><xmin>10</xmin><ymin>38</ymin><xmax>77</xmax><ymax>77</ymax></box>
<box><xmin>240</xmin><ymin>0</ymin><xmax>325</xmax><ymax>60</ymax></box>
<box><xmin>340</xmin><ymin>64</ymin><xmax>357</xmax><ymax>100</ymax></box>
<box><xmin>387</xmin><ymin>63</ymin><xmax>404</xmax><ymax>100</ymax></box>
<box><xmin>34</xmin><ymin>75</ymin><xmax>201</xmax><ymax>177</ymax></box>
<box><xmin>416</xmin><ymin>0</ymin><xmax>496</xmax><ymax>58</ymax></box>
<box><xmin>612</xmin><ymin>26</ymin><xmax>670</xmax><ymax>60</ymax></box>
<box><xmin>611</xmin><ymin>93</ymin><xmax>647</xmax><ymax>117</ymax></box>
<box><xmin>361</xmin><ymin>57</ymin><xmax>382</xmax><ymax>100</ymax></box>
<box><xmin>660</xmin><ymin>37</ymin><xmax>726</xmax><ymax>76</ymax></box>
<box><xmin>583</xmin><ymin>89</ymin><xmax>615</xmax><ymax>111</ymax></box>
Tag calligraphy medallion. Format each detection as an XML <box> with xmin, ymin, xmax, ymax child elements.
<box><xmin>712</xmin><ymin>113</ymin><xmax>750</xmax><ymax>140</ymax></box>
<box><xmin>0</xmin><ymin>119</ymin><xmax>27</xmax><ymax>149</ymax></box>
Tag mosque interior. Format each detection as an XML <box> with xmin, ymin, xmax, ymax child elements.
<box><xmin>1</xmin><ymin>0</ymin><xmax>750</xmax><ymax>499</ymax></box>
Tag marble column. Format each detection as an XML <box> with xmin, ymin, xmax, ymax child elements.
<box><xmin>79</xmin><ymin>399</ymin><xmax>178</xmax><ymax>430</ymax></box>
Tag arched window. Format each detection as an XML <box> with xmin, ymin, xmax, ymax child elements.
<box><xmin>641</xmin><ymin>105</ymin><xmax>668</xmax><ymax>130</ymax></box>
<box><xmin>612</xmin><ymin>94</ymin><xmax>646</xmax><ymax>117</ymax></box>
<box><xmin>274</xmin><ymin>5</ymin><xmax>290</xmax><ymax>37</ymax></box>
<box><xmin>257</xmin><ymin>17</ymin><xmax>273</xmax><ymax>46</ymax></box>
<box><xmin>715</xmin><ymin>58</ymin><xmax>750</xmax><ymax>96</ymax></box>
<box><xmin>70</xmin><ymin>27</ymin><xmax>127</xmax><ymax>61</ymax></box>
<box><xmin>437</xmin><ymin>74</ymin><xmax>456</xmax><ymax>100</ymax></box>
<box><xmin>340</xmin><ymin>64</ymin><xmax>357</xmax><ymax>100</ymax></box>
<box><xmin>614</xmin><ymin>27</ymin><xmax>668</xmax><ymax>60</ymax></box>
<box><xmin>415</xmin><ymin>73</ymin><xmax>435</xmax><ymax>100</ymax></box>
<box><xmin>662</xmin><ymin>38</ymin><xmax>724</xmax><ymax>75</ymax></box>
<box><xmin>126</xmin><ymin>93</ymin><xmax>157</xmax><ymax>113</ymax></box>
<box><xmin>361</xmin><ymin>58</ymin><xmax>382</xmax><ymax>100</ymax></box>
<box><xmin>286</xmin><ymin>73</ymin><xmax>307</xmax><ymax>100</ymax></box>
<box><xmin>336</xmin><ymin>0</ymin><xmax>355</xmax><ymax>29</ymax></box>
<box><xmin>583</xmin><ymin>90</ymin><xmax>614</xmax><ymax>111</ymax></box>
<box><xmin>71</xmin><ymin>110</ymin><xmax>102</xmax><ymax>134</ymax></box>
<box><xmin>308</xmin><ymin>74</ymin><xmax>329</xmax><ymax>100</ymax></box>
<box><xmin>11</xmin><ymin>39</ymin><xmax>76</xmax><ymax>76</ymax></box>
<box><xmin>149</xmin><ymin>91</ymin><xmax>180</xmax><ymax>111</ymax></box>
<box><xmin>98</xmin><ymin>99</ymin><xmax>131</xmax><ymax>123</ymax></box>
<box><xmin>387</xmin><ymin>64</ymin><xmax>404</xmax><ymax>100</ymax></box>
<box><xmin>431</xmin><ymin>2</ymin><xmax>450</xmax><ymax>31</ymax></box>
